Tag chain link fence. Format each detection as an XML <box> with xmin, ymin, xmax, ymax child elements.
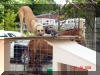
<box><xmin>10</xmin><ymin>39</ymin><xmax>52</xmax><ymax>74</ymax></box>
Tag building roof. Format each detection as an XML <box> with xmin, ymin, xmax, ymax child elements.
<box><xmin>36</xmin><ymin>13</ymin><xmax>61</xmax><ymax>20</ymax></box>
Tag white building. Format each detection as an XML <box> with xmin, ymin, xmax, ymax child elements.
<box><xmin>36</xmin><ymin>13</ymin><xmax>85</xmax><ymax>30</ymax></box>
<box><xmin>37</xmin><ymin>18</ymin><xmax>57</xmax><ymax>26</ymax></box>
<box><xmin>60</xmin><ymin>18</ymin><xmax>85</xmax><ymax>30</ymax></box>
<box><xmin>36</xmin><ymin>13</ymin><xmax>59</xmax><ymax>26</ymax></box>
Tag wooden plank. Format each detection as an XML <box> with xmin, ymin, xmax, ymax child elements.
<box><xmin>4</xmin><ymin>36</ymin><xmax>81</xmax><ymax>42</ymax></box>
<box><xmin>0</xmin><ymin>40</ymin><xmax>4</xmax><ymax>75</ymax></box>
<box><xmin>0</xmin><ymin>40</ymin><xmax>10</xmax><ymax>75</ymax></box>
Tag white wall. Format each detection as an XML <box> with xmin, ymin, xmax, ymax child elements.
<box><xmin>47</xmin><ymin>40</ymin><xmax>97</xmax><ymax>72</ymax></box>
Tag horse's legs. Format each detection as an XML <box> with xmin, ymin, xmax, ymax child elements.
<box><xmin>35</xmin><ymin>53</ymin><xmax>44</xmax><ymax>72</ymax></box>
<box><xmin>19</xmin><ymin>12</ymin><xmax>24</xmax><ymax>35</ymax></box>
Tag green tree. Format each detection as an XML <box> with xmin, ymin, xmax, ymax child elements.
<box><xmin>0</xmin><ymin>0</ymin><xmax>34</xmax><ymax>4</ymax></box>
<box><xmin>0</xmin><ymin>0</ymin><xmax>56</xmax><ymax>4</ymax></box>
<box><xmin>63</xmin><ymin>0</ymin><xmax>98</xmax><ymax>50</ymax></box>
<box><xmin>0</xmin><ymin>4</ymin><xmax>4</xmax><ymax>30</ymax></box>
<box><xmin>4</xmin><ymin>9</ymin><xmax>18</xmax><ymax>31</ymax></box>
<box><xmin>34</xmin><ymin>0</ymin><xmax>56</xmax><ymax>4</ymax></box>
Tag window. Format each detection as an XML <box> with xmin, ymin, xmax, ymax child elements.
<box><xmin>7</xmin><ymin>33</ymin><xmax>16</xmax><ymax>37</ymax></box>
<box><xmin>0</xmin><ymin>33</ymin><xmax>8</xmax><ymax>37</ymax></box>
<box><xmin>68</xmin><ymin>21</ymin><xmax>70</xmax><ymax>23</ymax></box>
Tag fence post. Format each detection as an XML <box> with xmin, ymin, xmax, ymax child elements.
<box><xmin>0</xmin><ymin>40</ymin><xmax>10</xmax><ymax>74</ymax></box>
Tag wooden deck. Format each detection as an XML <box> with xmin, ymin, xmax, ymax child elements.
<box><xmin>4</xmin><ymin>36</ymin><xmax>81</xmax><ymax>41</ymax></box>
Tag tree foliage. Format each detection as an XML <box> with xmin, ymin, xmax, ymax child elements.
<box><xmin>4</xmin><ymin>9</ymin><xmax>18</xmax><ymax>31</ymax></box>
<box><xmin>0</xmin><ymin>0</ymin><xmax>58</xmax><ymax>31</ymax></box>
<box><xmin>34</xmin><ymin>0</ymin><xmax>56</xmax><ymax>4</ymax></box>
<box><xmin>0</xmin><ymin>0</ymin><xmax>33</xmax><ymax>4</ymax></box>
<box><xmin>0</xmin><ymin>4</ymin><xmax>4</xmax><ymax>30</ymax></box>
<box><xmin>61</xmin><ymin>1</ymin><xmax>96</xmax><ymax>29</ymax></box>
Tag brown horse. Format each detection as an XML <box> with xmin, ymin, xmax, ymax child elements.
<box><xmin>28</xmin><ymin>39</ymin><xmax>53</xmax><ymax>70</ymax></box>
<box><xmin>18</xmin><ymin>6</ymin><xmax>45</xmax><ymax>36</ymax></box>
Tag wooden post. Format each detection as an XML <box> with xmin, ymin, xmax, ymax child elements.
<box><xmin>0</xmin><ymin>40</ymin><xmax>4</xmax><ymax>74</ymax></box>
<box><xmin>79</xmin><ymin>20</ymin><xmax>85</xmax><ymax>38</ymax></box>
<box><xmin>0</xmin><ymin>40</ymin><xmax>10</xmax><ymax>75</ymax></box>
